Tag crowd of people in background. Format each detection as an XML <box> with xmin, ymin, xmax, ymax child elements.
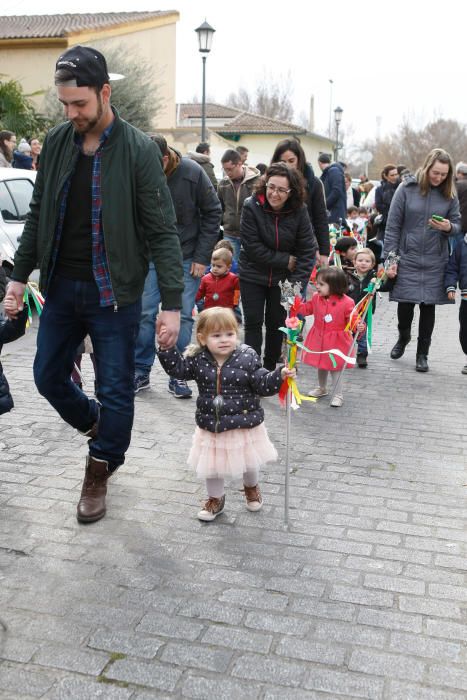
<box><xmin>0</xmin><ymin>130</ymin><xmax>41</xmax><ymax>170</ymax></box>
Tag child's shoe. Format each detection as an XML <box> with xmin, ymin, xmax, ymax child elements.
<box><xmin>197</xmin><ymin>495</ymin><xmax>225</xmax><ymax>522</ymax></box>
<box><xmin>357</xmin><ymin>353</ymin><xmax>368</xmax><ymax>368</ymax></box>
<box><xmin>244</xmin><ymin>484</ymin><xmax>263</xmax><ymax>512</ymax></box>
<box><xmin>308</xmin><ymin>386</ymin><xmax>328</xmax><ymax>398</ymax></box>
<box><xmin>330</xmin><ymin>395</ymin><xmax>344</xmax><ymax>407</ymax></box>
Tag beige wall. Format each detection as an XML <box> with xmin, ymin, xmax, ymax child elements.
<box><xmin>92</xmin><ymin>23</ymin><xmax>176</xmax><ymax>129</ymax></box>
<box><xmin>0</xmin><ymin>19</ymin><xmax>177</xmax><ymax>129</ymax></box>
<box><xmin>1</xmin><ymin>45</ymin><xmax>62</xmax><ymax>101</ymax></box>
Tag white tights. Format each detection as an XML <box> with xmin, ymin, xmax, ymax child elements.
<box><xmin>206</xmin><ymin>469</ymin><xmax>260</xmax><ymax>498</ymax></box>
<box><xmin>318</xmin><ymin>369</ymin><xmax>343</xmax><ymax>399</ymax></box>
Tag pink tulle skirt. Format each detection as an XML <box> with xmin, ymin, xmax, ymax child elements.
<box><xmin>188</xmin><ymin>423</ymin><xmax>278</xmax><ymax>479</ymax></box>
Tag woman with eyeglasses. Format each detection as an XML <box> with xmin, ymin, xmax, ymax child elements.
<box><xmin>0</xmin><ymin>131</ymin><xmax>16</xmax><ymax>168</ymax></box>
<box><xmin>239</xmin><ymin>162</ymin><xmax>317</xmax><ymax>369</ymax></box>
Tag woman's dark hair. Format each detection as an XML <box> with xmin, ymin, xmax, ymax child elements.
<box><xmin>271</xmin><ymin>138</ymin><xmax>306</xmax><ymax>174</ymax></box>
<box><xmin>255</xmin><ymin>162</ymin><xmax>307</xmax><ymax>210</ymax></box>
<box><xmin>334</xmin><ymin>236</ymin><xmax>358</xmax><ymax>253</ymax></box>
<box><xmin>381</xmin><ymin>163</ymin><xmax>397</xmax><ymax>180</ymax></box>
<box><xmin>0</xmin><ymin>130</ymin><xmax>14</xmax><ymax>162</ymax></box>
<box><xmin>316</xmin><ymin>266</ymin><xmax>348</xmax><ymax>296</ymax></box>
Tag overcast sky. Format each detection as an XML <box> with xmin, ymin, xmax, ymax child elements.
<box><xmin>4</xmin><ymin>0</ymin><xmax>467</xmax><ymax>147</ymax></box>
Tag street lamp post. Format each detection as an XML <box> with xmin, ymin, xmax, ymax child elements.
<box><xmin>195</xmin><ymin>20</ymin><xmax>215</xmax><ymax>142</ymax></box>
<box><xmin>334</xmin><ymin>106</ymin><xmax>343</xmax><ymax>162</ymax></box>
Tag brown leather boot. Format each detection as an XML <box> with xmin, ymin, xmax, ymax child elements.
<box><xmin>77</xmin><ymin>456</ymin><xmax>110</xmax><ymax>523</ymax></box>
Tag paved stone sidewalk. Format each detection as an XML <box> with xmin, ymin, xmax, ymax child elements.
<box><xmin>0</xmin><ymin>295</ymin><xmax>466</xmax><ymax>699</ymax></box>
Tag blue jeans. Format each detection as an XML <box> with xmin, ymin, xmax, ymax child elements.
<box><xmin>223</xmin><ymin>235</ymin><xmax>241</xmax><ymax>263</ymax></box>
<box><xmin>33</xmin><ymin>276</ymin><xmax>141</xmax><ymax>469</ymax></box>
<box><xmin>134</xmin><ymin>259</ymin><xmax>200</xmax><ymax>377</ymax></box>
<box><xmin>357</xmin><ymin>333</ymin><xmax>368</xmax><ymax>355</ymax></box>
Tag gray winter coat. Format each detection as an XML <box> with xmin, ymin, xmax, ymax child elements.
<box><xmin>384</xmin><ymin>177</ymin><xmax>461</xmax><ymax>304</ymax></box>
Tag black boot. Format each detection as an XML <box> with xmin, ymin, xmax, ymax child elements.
<box><xmin>357</xmin><ymin>352</ymin><xmax>368</xmax><ymax>368</ymax></box>
<box><xmin>390</xmin><ymin>328</ymin><xmax>411</xmax><ymax>359</ymax></box>
<box><xmin>415</xmin><ymin>338</ymin><xmax>431</xmax><ymax>372</ymax></box>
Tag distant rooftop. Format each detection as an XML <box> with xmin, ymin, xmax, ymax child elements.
<box><xmin>178</xmin><ymin>102</ymin><xmax>331</xmax><ymax>141</ymax></box>
<box><xmin>0</xmin><ymin>11</ymin><xmax>177</xmax><ymax>39</ymax></box>
<box><xmin>218</xmin><ymin>111</ymin><xmax>306</xmax><ymax>135</ymax></box>
<box><xmin>178</xmin><ymin>103</ymin><xmax>241</xmax><ymax>120</ymax></box>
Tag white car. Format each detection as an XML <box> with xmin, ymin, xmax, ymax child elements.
<box><xmin>0</xmin><ymin>167</ymin><xmax>37</xmax><ymax>280</ymax></box>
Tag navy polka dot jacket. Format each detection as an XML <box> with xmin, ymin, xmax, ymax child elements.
<box><xmin>157</xmin><ymin>344</ymin><xmax>283</xmax><ymax>433</ymax></box>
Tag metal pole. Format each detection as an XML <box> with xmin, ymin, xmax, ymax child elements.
<box><xmin>201</xmin><ymin>55</ymin><xmax>207</xmax><ymax>142</ymax></box>
<box><xmin>284</xmin><ymin>386</ymin><xmax>291</xmax><ymax>527</ymax></box>
<box><xmin>334</xmin><ymin>121</ymin><xmax>339</xmax><ymax>162</ymax></box>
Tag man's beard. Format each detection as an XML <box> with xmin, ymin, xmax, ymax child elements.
<box><xmin>72</xmin><ymin>95</ymin><xmax>104</xmax><ymax>135</ymax></box>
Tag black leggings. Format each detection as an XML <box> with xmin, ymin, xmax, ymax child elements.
<box><xmin>459</xmin><ymin>300</ymin><xmax>467</xmax><ymax>355</ymax></box>
<box><xmin>240</xmin><ymin>279</ymin><xmax>286</xmax><ymax>370</ymax></box>
<box><xmin>397</xmin><ymin>302</ymin><xmax>436</xmax><ymax>340</ymax></box>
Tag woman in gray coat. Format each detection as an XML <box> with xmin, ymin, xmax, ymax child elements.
<box><xmin>384</xmin><ymin>148</ymin><xmax>461</xmax><ymax>372</ymax></box>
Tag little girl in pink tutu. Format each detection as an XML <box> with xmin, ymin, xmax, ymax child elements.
<box><xmin>157</xmin><ymin>306</ymin><xmax>295</xmax><ymax>522</ymax></box>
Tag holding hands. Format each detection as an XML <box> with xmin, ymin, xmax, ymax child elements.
<box><xmin>156</xmin><ymin>310</ymin><xmax>180</xmax><ymax>350</ymax></box>
<box><xmin>4</xmin><ymin>282</ymin><xmax>25</xmax><ymax>319</ymax></box>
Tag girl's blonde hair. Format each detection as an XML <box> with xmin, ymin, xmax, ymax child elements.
<box><xmin>417</xmin><ymin>148</ymin><xmax>456</xmax><ymax>199</ymax></box>
<box><xmin>354</xmin><ymin>247</ymin><xmax>376</xmax><ymax>266</ymax></box>
<box><xmin>185</xmin><ymin>307</ymin><xmax>239</xmax><ymax>356</ymax></box>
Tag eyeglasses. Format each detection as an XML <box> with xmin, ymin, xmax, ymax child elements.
<box><xmin>266</xmin><ymin>183</ymin><xmax>291</xmax><ymax>195</ymax></box>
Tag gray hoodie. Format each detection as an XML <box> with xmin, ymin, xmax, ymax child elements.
<box><xmin>384</xmin><ymin>176</ymin><xmax>461</xmax><ymax>305</ymax></box>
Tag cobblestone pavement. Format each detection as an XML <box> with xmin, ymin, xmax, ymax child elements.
<box><xmin>1</xmin><ymin>294</ymin><xmax>466</xmax><ymax>699</ymax></box>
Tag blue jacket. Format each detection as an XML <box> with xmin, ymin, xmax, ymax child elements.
<box><xmin>445</xmin><ymin>235</ymin><xmax>467</xmax><ymax>296</ymax></box>
<box><xmin>167</xmin><ymin>150</ymin><xmax>222</xmax><ymax>264</ymax></box>
<box><xmin>320</xmin><ymin>163</ymin><xmax>347</xmax><ymax>225</ymax></box>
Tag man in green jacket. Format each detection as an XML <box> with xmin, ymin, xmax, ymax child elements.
<box><xmin>4</xmin><ymin>45</ymin><xmax>183</xmax><ymax>524</ymax></box>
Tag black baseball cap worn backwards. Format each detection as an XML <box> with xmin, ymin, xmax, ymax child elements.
<box><xmin>55</xmin><ymin>45</ymin><xmax>110</xmax><ymax>88</ymax></box>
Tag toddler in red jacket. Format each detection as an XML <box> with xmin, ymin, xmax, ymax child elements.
<box><xmin>196</xmin><ymin>248</ymin><xmax>240</xmax><ymax>311</ymax></box>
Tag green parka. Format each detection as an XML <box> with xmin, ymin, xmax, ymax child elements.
<box><xmin>12</xmin><ymin>109</ymin><xmax>184</xmax><ymax>309</ymax></box>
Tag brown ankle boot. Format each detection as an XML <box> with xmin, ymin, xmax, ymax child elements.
<box><xmin>77</xmin><ymin>456</ymin><xmax>110</xmax><ymax>523</ymax></box>
<box><xmin>244</xmin><ymin>484</ymin><xmax>263</xmax><ymax>512</ymax></box>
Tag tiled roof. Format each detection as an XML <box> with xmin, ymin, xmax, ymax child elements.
<box><xmin>177</xmin><ymin>102</ymin><xmax>332</xmax><ymax>141</ymax></box>
<box><xmin>218</xmin><ymin>111</ymin><xmax>305</xmax><ymax>135</ymax></box>
<box><xmin>178</xmin><ymin>103</ymin><xmax>242</xmax><ymax>120</ymax></box>
<box><xmin>0</xmin><ymin>11</ymin><xmax>177</xmax><ymax>39</ymax></box>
